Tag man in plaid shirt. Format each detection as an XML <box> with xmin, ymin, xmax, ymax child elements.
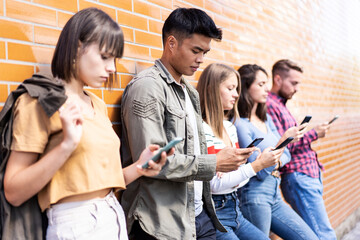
<box><xmin>267</xmin><ymin>59</ymin><xmax>336</xmax><ymax>240</ymax></box>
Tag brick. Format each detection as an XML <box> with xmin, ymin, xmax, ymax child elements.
<box><xmin>6</xmin><ymin>0</ymin><xmax>57</xmax><ymax>26</ymax></box>
<box><xmin>149</xmin><ymin>19</ymin><xmax>163</xmax><ymax>35</ymax></box>
<box><xmin>120</xmin><ymin>74</ymin><xmax>133</xmax><ymax>88</ymax></box>
<box><xmin>205</xmin><ymin>48</ymin><xmax>225</xmax><ymax>61</ymax></box>
<box><xmin>0</xmin><ymin>84</ymin><xmax>8</xmax><ymax>102</ymax></box>
<box><xmin>147</xmin><ymin>0</ymin><xmax>172</xmax><ymax>9</ymax></box>
<box><xmin>107</xmin><ymin>106</ymin><xmax>121</xmax><ymax>122</ymax></box>
<box><xmin>0</xmin><ymin>42</ymin><xmax>5</xmax><ymax>59</ymax></box>
<box><xmin>0</xmin><ymin>0</ymin><xmax>3</xmax><ymax>15</ymax></box>
<box><xmin>150</xmin><ymin>48</ymin><xmax>162</xmax><ymax>61</ymax></box>
<box><xmin>34</xmin><ymin>26</ymin><xmax>61</xmax><ymax>46</ymax></box>
<box><xmin>212</xmin><ymin>40</ymin><xmax>232</xmax><ymax>52</ymax></box>
<box><xmin>123</xmin><ymin>43</ymin><xmax>150</xmax><ymax>61</ymax></box>
<box><xmin>0</xmin><ymin>19</ymin><xmax>33</xmax><ymax>42</ymax></box>
<box><xmin>79</xmin><ymin>0</ymin><xmax>116</xmax><ymax>20</ymax></box>
<box><xmin>58</xmin><ymin>11</ymin><xmax>73</xmax><ymax>28</ymax></box>
<box><xmin>135</xmin><ymin>30</ymin><xmax>162</xmax><ymax>48</ymax></box>
<box><xmin>9</xmin><ymin>84</ymin><xmax>19</xmax><ymax>92</ymax></box>
<box><xmin>33</xmin><ymin>0</ymin><xmax>77</xmax><ymax>12</ymax></box>
<box><xmin>161</xmin><ymin>8</ymin><xmax>171</xmax><ymax>22</ymax></box>
<box><xmin>86</xmin><ymin>88</ymin><xmax>102</xmax><ymax>99</ymax></box>
<box><xmin>103</xmin><ymin>89</ymin><xmax>123</xmax><ymax>105</ymax></box>
<box><xmin>116</xmin><ymin>58</ymin><xmax>136</xmax><ymax>74</ymax></box>
<box><xmin>173</xmin><ymin>0</ymin><xmax>192</xmax><ymax>9</ymax></box>
<box><xmin>8</xmin><ymin>42</ymin><xmax>54</xmax><ymax>64</ymax></box>
<box><xmin>100</xmin><ymin>0</ymin><xmax>132</xmax><ymax>11</ymax></box>
<box><xmin>214</xmin><ymin>14</ymin><xmax>231</xmax><ymax>29</ymax></box>
<box><xmin>134</xmin><ymin>0</ymin><xmax>161</xmax><ymax>19</ymax></box>
<box><xmin>223</xmin><ymin>6</ymin><xmax>238</xmax><ymax>20</ymax></box>
<box><xmin>184</xmin><ymin>0</ymin><xmax>204</xmax><ymax>7</ymax></box>
<box><xmin>122</xmin><ymin>26</ymin><xmax>134</xmax><ymax>42</ymax></box>
<box><xmin>0</xmin><ymin>63</ymin><xmax>34</xmax><ymax>82</ymax></box>
<box><xmin>204</xmin><ymin>1</ymin><xmax>223</xmax><ymax>15</ymax></box>
<box><xmin>118</xmin><ymin>10</ymin><xmax>148</xmax><ymax>31</ymax></box>
<box><xmin>135</xmin><ymin>61</ymin><xmax>153</xmax><ymax>74</ymax></box>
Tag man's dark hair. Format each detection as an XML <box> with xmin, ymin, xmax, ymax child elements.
<box><xmin>51</xmin><ymin>8</ymin><xmax>124</xmax><ymax>86</ymax></box>
<box><xmin>162</xmin><ymin>8</ymin><xmax>222</xmax><ymax>44</ymax></box>
<box><xmin>272</xmin><ymin>59</ymin><xmax>303</xmax><ymax>80</ymax></box>
<box><xmin>237</xmin><ymin>64</ymin><xmax>268</xmax><ymax>121</ymax></box>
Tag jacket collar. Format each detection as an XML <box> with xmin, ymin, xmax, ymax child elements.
<box><xmin>155</xmin><ymin>59</ymin><xmax>195</xmax><ymax>89</ymax></box>
<box><xmin>155</xmin><ymin>59</ymin><xmax>184</xmax><ymax>86</ymax></box>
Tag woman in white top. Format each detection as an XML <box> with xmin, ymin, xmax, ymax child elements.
<box><xmin>197</xmin><ymin>63</ymin><xmax>282</xmax><ymax>240</ymax></box>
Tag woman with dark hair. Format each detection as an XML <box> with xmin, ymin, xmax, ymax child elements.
<box><xmin>3</xmin><ymin>8</ymin><xmax>171</xmax><ymax>239</ymax></box>
<box><xmin>235</xmin><ymin>64</ymin><xmax>319</xmax><ymax>240</ymax></box>
<box><xmin>197</xmin><ymin>63</ymin><xmax>284</xmax><ymax>240</ymax></box>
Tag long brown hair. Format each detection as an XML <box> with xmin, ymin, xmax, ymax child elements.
<box><xmin>197</xmin><ymin>63</ymin><xmax>240</xmax><ymax>139</ymax></box>
<box><xmin>237</xmin><ymin>64</ymin><xmax>268</xmax><ymax>121</ymax></box>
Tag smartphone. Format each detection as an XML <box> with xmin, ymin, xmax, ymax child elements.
<box><xmin>142</xmin><ymin>137</ymin><xmax>184</xmax><ymax>169</ymax></box>
<box><xmin>246</xmin><ymin>137</ymin><xmax>264</xmax><ymax>148</ymax></box>
<box><xmin>328</xmin><ymin>115</ymin><xmax>339</xmax><ymax>124</ymax></box>
<box><xmin>300</xmin><ymin>115</ymin><xmax>312</xmax><ymax>125</ymax></box>
<box><xmin>273</xmin><ymin>137</ymin><xmax>294</xmax><ymax>151</ymax></box>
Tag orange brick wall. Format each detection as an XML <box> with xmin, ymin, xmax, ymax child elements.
<box><xmin>1</xmin><ymin>0</ymin><xmax>360</xmax><ymax>232</ymax></box>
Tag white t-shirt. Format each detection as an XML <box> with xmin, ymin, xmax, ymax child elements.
<box><xmin>203</xmin><ymin>121</ymin><xmax>256</xmax><ymax>195</ymax></box>
<box><xmin>183</xmin><ymin>86</ymin><xmax>203</xmax><ymax>217</ymax></box>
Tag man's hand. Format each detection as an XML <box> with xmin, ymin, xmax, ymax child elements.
<box><xmin>314</xmin><ymin>122</ymin><xmax>330</xmax><ymax>138</ymax></box>
<box><xmin>284</xmin><ymin>124</ymin><xmax>308</xmax><ymax>143</ymax></box>
<box><xmin>215</xmin><ymin>147</ymin><xmax>256</xmax><ymax>172</ymax></box>
<box><xmin>251</xmin><ymin>147</ymin><xmax>282</xmax><ymax>173</ymax></box>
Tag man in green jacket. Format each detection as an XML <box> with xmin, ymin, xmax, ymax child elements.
<box><xmin>120</xmin><ymin>8</ymin><xmax>255</xmax><ymax>240</ymax></box>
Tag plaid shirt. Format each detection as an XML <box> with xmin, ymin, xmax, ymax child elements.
<box><xmin>267</xmin><ymin>92</ymin><xmax>323</xmax><ymax>178</ymax></box>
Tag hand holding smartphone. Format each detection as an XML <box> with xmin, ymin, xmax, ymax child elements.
<box><xmin>142</xmin><ymin>137</ymin><xmax>184</xmax><ymax>169</ymax></box>
<box><xmin>272</xmin><ymin>137</ymin><xmax>294</xmax><ymax>151</ymax></box>
<box><xmin>246</xmin><ymin>138</ymin><xmax>264</xmax><ymax>148</ymax></box>
<box><xmin>328</xmin><ymin>115</ymin><xmax>339</xmax><ymax>124</ymax></box>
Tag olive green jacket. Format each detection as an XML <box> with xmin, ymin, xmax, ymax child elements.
<box><xmin>120</xmin><ymin>60</ymin><xmax>225</xmax><ymax>240</ymax></box>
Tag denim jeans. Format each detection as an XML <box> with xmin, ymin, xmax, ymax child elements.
<box><xmin>281</xmin><ymin>172</ymin><xmax>337</xmax><ymax>240</ymax></box>
<box><xmin>212</xmin><ymin>192</ymin><xmax>269</xmax><ymax>240</ymax></box>
<box><xmin>239</xmin><ymin>175</ymin><xmax>318</xmax><ymax>240</ymax></box>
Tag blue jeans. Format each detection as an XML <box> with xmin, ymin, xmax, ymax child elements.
<box><xmin>239</xmin><ymin>175</ymin><xmax>318</xmax><ymax>240</ymax></box>
<box><xmin>212</xmin><ymin>192</ymin><xmax>269</xmax><ymax>240</ymax></box>
<box><xmin>281</xmin><ymin>172</ymin><xmax>337</xmax><ymax>240</ymax></box>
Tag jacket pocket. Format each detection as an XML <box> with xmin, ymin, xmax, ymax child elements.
<box><xmin>165</xmin><ymin>106</ymin><xmax>186</xmax><ymax>142</ymax></box>
<box><xmin>212</xmin><ymin>195</ymin><xmax>227</xmax><ymax>211</ymax></box>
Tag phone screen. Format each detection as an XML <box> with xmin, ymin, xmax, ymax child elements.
<box><xmin>142</xmin><ymin>137</ymin><xmax>184</xmax><ymax>169</ymax></box>
<box><xmin>300</xmin><ymin>115</ymin><xmax>312</xmax><ymax>125</ymax></box>
<box><xmin>273</xmin><ymin>137</ymin><xmax>294</xmax><ymax>151</ymax></box>
<box><xmin>246</xmin><ymin>138</ymin><xmax>264</xmax><ymax>148</ymax></box>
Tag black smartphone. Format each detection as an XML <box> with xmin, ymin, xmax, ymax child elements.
<box><xmin>246</xmin><ymin>137</ymin><xmax>264</xmax><ymax>148</ymax></box>
<box><xmin>300</xmin><ymin>115</ymin><xmax>312</xmax><ymax>125</ymax></box>
<box><xmin>328</xmin><ymin>115</ymin><xmax>339</xmax><ymax>124</ymax></box>
<box><xmin>273</xmin><ymin>137</ymin><xmax>294</xmax><ymax>151</ymax></box>
<box><xmin>142</xmin><ymin>137</ymin><xmax>184</xmax><ymax>169</ymax></box>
